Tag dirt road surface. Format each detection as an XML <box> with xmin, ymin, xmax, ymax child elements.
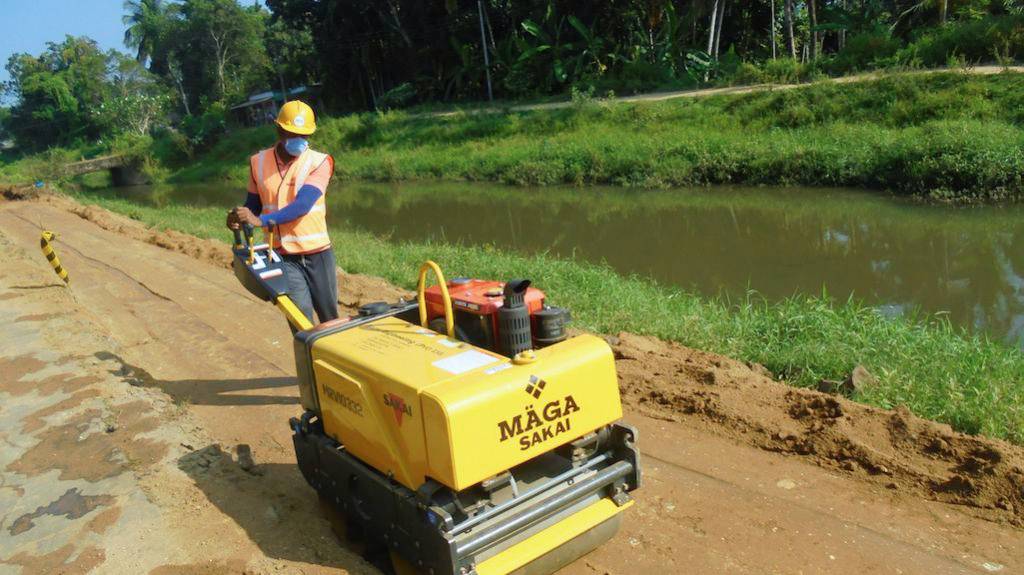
<box><xmin>1</xmin><ymin>195</ymin><xmax>1022</xmax><ymax>574</ymax></box>
<box><xmin>430</xmin><ymin>65</ymin><xmax>1024</xmax><ymax>117</ymax></box>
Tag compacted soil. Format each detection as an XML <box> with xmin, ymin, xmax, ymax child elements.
<box><xmin>1</xmin><ymin>194</ymin><xmax>1021</xmax><ymax>574</ymax></box>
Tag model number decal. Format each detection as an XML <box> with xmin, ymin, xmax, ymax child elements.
<box><xmin>323</xmin><ymin>385</ymin><xmax>363</xmax><ymax>417</ymax></box>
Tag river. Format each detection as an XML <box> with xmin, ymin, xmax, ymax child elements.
<box><xmin>106</xmin><ymin>181</ymin><xmax>1024</xmax><ymax>346</ymax></box>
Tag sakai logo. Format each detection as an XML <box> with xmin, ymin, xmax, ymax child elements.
<box><xmin>383</xmin><ymin>393</ymin><xmax>413</xmax><ymax>426</ymax></box>
<box><xmin>497</xmin><ymin>394</ymin><xmax>580</xmax><ymax>451</ymax></box>
<box><xmin>525</xmin><ymin>375</ymin><xmax>547</xmax><ymax>399</ymax></box>
<box><xmin>322</xmin><ymin>385</ymin><xmax>363</xmax><ymax>417</ymax></box>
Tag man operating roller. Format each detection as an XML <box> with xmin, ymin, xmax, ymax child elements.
<box><xmin>226</xmin><ymin>100</ymin><xmax>339</xmax><ymax>325</ymax></box>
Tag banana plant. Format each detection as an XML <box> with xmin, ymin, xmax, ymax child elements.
<box><xmin>444</xmin><ymin>37</ymin><xmax>483</xmax><ymax>100</ymax></box>
<box><xmin>518</xmin><ymin>15</ymin><xmax>573</xmax><ymax>86</ymax></box>
<box><xmin>516</xmin><ymin>8</ymin><xmax>610</xmax><ymax>90</ymax></box>
<box><xmin>566</xmin><ymin>15</ymin><xmax>608</xmax><ymax>76</ymax></box>
<box><xmin>685</xmin><ymin>49</ymin><xmax>717</xmax><ymax>83</ymax></box>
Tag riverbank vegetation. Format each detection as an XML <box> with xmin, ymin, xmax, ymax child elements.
<box><xmin>152</xmin><ymin>70</ymin><xmax>1024</xmax><ymax>201</ymax></box>
<box><xmin>67</xmin><ymin>187</ymin><xmax>1024</xmax><ymax>445</ymax></box>
<box><xmin>10</xmin><ymin>69</ymin><xmax>1024</xmax><ymax>200</ymax></box>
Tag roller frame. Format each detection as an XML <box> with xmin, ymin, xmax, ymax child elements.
<box><xmin>291</xmin><ymin>413</ymin><xmax>639</xmax><ymax>575</ymax></box>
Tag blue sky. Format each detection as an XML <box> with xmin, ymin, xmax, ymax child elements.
<box><xmin>0</xmin><ymin>1</ymin><xmax>264</xmax><ymax>90</ymax></box>
<box><xmin>1</xmin><ymin>2</ymin><xmax>128</xmax><ymax>86</ymax></box>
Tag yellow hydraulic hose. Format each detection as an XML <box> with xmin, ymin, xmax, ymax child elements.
<box><xmin>417</xmin><ymin>260</ymin><xmax>454</xmax><ymax>338</ymax></box>
<box><xmin>39</xmin><ymin>231</ymin><xmax>69</xmax><ymax>285</ymax></box>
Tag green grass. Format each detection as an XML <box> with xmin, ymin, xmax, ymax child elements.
<box><xmin>69</xmin><ymin>188</ymin><xmax>1024</xmax><ymax>444</ymax></box>
<box><xmin>153</xmin><ymin>71</ymin><xmax>1024</xmax><ymax>201</ymax></box>
<box><xmin>8</xmin><ymin>71</ymin><xmax>1024</xmax><ymax>201</ymax></box>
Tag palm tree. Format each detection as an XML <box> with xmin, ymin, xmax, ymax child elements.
<box><xmin>123</xmin><ymin>0</ymin><xmax>175</xmax><ymax>74</ymax></box>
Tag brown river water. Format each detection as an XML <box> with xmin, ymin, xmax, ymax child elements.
<box><xmin>107</xmin><ymin>181</ymin><xmax>1024</xmax><ymax>346</ymax></box>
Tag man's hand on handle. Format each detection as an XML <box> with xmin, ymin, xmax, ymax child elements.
<box><xmin>226</xmin><ymin>207</ymin><xmax>262</xmax><ymax>230</ymax></box>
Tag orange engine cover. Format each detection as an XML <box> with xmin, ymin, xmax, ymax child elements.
<box><xmin>425</xmin><ymin>279</ymin><xmax>545</xmax><ymax>319</ymax></box>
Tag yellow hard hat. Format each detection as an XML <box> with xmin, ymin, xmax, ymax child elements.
<box><xmin>276</xmin><ymin>100</ymin><xmax>316</xmax><ymax>135</ymax></box>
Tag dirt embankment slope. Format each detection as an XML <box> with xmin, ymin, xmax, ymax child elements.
<box><xmin>1</xmin><ymin>193</ymin><xmax>1022</xmax><ymax>574</ymax></box>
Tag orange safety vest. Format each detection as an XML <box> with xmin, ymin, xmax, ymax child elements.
<box><xmin>250</xmin><ymin>147</ymin><xmax>333</xmax><ymax>254</ymax></box>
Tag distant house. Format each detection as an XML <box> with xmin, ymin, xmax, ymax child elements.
<box><xmin>230</xmin><ymin>85</ymin><xmax>323</xmax><ymax>128</ymax></box>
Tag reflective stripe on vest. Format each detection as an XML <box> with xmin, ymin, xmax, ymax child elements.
<box><xmin>251</xmin><ymin>147</ymin><xmax>331</xmax><ymax>254</ymax></box>
<box><xmin>280</xmin><ymin>232</ymin><xmax>330</xmax><ymax>243</ymax></box>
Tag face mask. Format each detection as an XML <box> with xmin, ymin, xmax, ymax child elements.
<box><xmin>283</xmin><ymin>137</ymin><xmax>308</xmax><ymax>157</ymax></box>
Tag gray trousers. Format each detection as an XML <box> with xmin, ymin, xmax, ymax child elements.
<box><xmin>281</xmin><ymin>247</ymin><xmax>340</xmax><ymax>325</ymax></box>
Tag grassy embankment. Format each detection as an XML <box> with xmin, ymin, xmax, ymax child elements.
<box><xmin>163</xmin><ymin>71</ymin><xmax>1024</xmax><ymax>202</ymax></box>
<box><xmin>68</xmin><ymin>187</ymin><xmax>1024</xmax><ymax>445</ymax></box>
<box><xmin>8</xmin><ymin>71</ymin><xmax>1024</xmax><ymax>202</ymax></box>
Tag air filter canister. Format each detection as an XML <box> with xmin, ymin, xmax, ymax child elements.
<box><xmin>498</xmin><ymin>279</ymin><xmax>532</xmax><ymax>357</ymax></box>
<box><xmin>533</xmin><ymin>306</ymin><xmax>570</xmax><ymax>347</ymax></box>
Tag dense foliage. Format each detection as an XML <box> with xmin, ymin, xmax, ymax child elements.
<box><xmin>3</xmin><ymin>0</ymin><xmax>280</xmax><ymax>152</ymax></box>
<box><xmin>2</xmin><ymin>36</ymin><xmax>168</xmax><ymax>150</ymax></box>
<box><xmin>267</xmin><ymin>0</ymin><xmax>1024</xmax><ymax>108</ymax></box>
<box><xmin>6</xmin><ymin>1</ymin><xmax>1024</xmax><ymax>154</ymax></box>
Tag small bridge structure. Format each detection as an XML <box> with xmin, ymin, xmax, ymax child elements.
<box><xmin>63</xmin><ymin>155</ymin><xmax>148</xmax><ymax>186</ymax></box>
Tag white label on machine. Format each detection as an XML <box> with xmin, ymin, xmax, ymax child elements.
<box><xmin>432</xmin><ymin>350</ymin><xmax>498</xmax><ymax>375</ymax></box>
<box><xmin>484</xmin><ymin>363</ymin><xmax>513</xmax><ymax>375</ymax></box>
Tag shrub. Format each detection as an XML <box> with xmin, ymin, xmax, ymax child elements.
<box><xmin>825</xmin><ymin>28</ymin><xmax>902</xmax><ymax>75</ymax></box>
<box><xmin>899</xmin><ymin>15</ymin><xmax>1024</xmax><ymax>67</ymax></box>
<box><xmin>378</xmin><ymin>82</ymin><xmax>417</xmax><ymax>111</ymax></box>
<box><xmin>596</xmin><ymin>59</ymin><xmax>676</xmax><ymax>95</ymax></box>
<box><xmin>181</xmin><ymin>102</ymin><xmax>228</xmax><ymax>149</ymax></box>
<box><xmin>150</xmin><ymin>127</ymin><xmax>193</xmax><ymax>165</ymax></box>
<box><xmin>762</xmin><ymin>58</ymin><xmax>811</xmax><ymax>84</ymax></box>
<box><xmin>728</xmin><ymin>62</ymin><xmax>766</xmax><ymax>85</ymax></box>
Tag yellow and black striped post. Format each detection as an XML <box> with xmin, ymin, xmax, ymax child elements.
<box><xmin>39</xmin><ymin>231</ymin><xmax>69</xmax><ymax>285</ymax></box>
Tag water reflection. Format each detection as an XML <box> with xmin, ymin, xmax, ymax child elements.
<box><xmin>106</xmin><ymin>181</ymin><xmax>1024</xmax><ymax>346</ymax></box>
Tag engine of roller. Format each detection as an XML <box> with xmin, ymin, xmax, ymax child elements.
<box><xmin>230</xmin><ymin>230</ymin><xmax>640</xmax><ymax>575</ymax></box>
<box><xmin>422</xmin><ymin>277</ymin><xmax>571</xmax><ymax>357</ymax></box>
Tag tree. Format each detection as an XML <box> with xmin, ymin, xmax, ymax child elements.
<box><xmin>3</xmin><ymin>36</ymin><xmax>109</xmax><ymax>149</ymax></box>
<box><xmin>171</xmin><ymin>0</ymin><xmax>269</xmax><ymax>109</ymax></box>
<box><xmin>122</xmin><ymin>0</ymin><xmax>178</xmax><ymax>75</ymax></box>
<box><xmin>808</xmin><ymin>0</ymin><xmax>819</xmax><ymax>59</ymax></box>
<box><xmin>264</xmin><ymin>14</ymin><xmax>318</xmax><ymax>95</ymax></box>
<box><xmin>95</xmin><ymin>53</ymin><xmax>171</xmax><ymax>136</ymax></box>
<box><xmin>784</xmin><ymin>0</ymin><xmax>797</xmax><ymax>58</ymax></box>
<box><xmin>713</xmin><ymin>0</ymin><xmax>726</xmax><ymax>58</ymax></box>
<box><xmin>2</xmin><ymin>36</ymin><xmax>172</xmax><ymax>150</ymax></box>
<box><xmin>707</xmin><ymin>0</ymin><xmax>720</xmax><ymax>54</ymax></box>
<box><xmin>0</xmin><ymin>107</ymin><xmax>12</xmax><ymax>147</ymax></box>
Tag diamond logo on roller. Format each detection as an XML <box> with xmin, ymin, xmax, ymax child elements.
<box><xmin>525</xmin><ymin>375</ymin><xmax>546</xmax><ymax>399</ymax></box>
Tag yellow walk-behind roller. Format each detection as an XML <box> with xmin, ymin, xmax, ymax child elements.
<box><xmin>231</xmin><ymin>226</ymin><xmax>641</xmax><ymax>575</ymax></box>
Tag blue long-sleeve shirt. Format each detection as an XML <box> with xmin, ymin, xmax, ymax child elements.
<box><xmin>244</xmin><ymin>184</ymin><xmax>323</xmax><ymax>227</ymax></box>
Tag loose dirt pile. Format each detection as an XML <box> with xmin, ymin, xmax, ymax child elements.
<box><xmin>53</xmin><ymin>194</ymin><xmax>1024</xmax><ymax>528</ymax></box>
<box><xmin>611</xmin><ymin>332</ymin><xmax>1024</xmax><ymax>526</ymax></box>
